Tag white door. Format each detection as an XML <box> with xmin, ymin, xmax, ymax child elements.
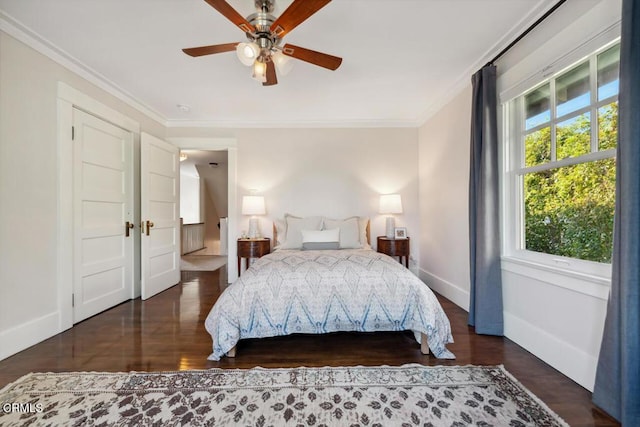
<box><xmin>141</xmin><ymin>132</ymin><xmax>180</xmax><ymax>299</ymax></box>
<box><xmin>73</xmin><ymin>109</ymin><xmax>134</xmax><ymax>322</ymax></box>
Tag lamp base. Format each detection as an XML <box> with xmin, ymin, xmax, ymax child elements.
<box><xmin>385</xmin><ymin>216</ymin><xmax>395</xmax><ymax>239</ymax></box>
<box><xmin>248</xmin><ymin>217</ymin><xmax>261</xmax><ymax>239</ymax></box>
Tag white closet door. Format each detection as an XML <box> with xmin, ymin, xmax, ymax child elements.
<box><xmin>73</xmin><ymin>108</ymin><xmax>134</xmax><ymax>322</ymax></box>
<box><xmin>140</xmin><ymin>132</ymin><xmax>180</xmax><ymax>300</ymax></box>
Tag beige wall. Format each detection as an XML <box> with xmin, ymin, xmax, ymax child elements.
<box><xmin>1</xmin><ymin>28</ymin><xmax>424</xmax><ymax>359</ymax></box>
<box><xmin>416</xmin><ymin>0</ymin><xmax>620</xmax><ymax>391</ymax></box>
<box><xmin>417</xmin><ymin>86</ymin><xmax>472</xmax><ymax>309</ymax></box>
<box><xmin>0</xmin><ymin>31</ymin><xmax>165</xmax><ymax>359</ymax></box>
<box><xmin>0</xmin><ymin>0</ymin><xmax>618</xmax><ymax>391</ymax></box>
<box><xmin>168</xmin><ymin>127</ymin><xmax>421</xmax><ymax>265</ymax></box>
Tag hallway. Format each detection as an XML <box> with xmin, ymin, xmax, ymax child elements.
<box><xmin>180</xmin><ymin>254</ymin><xmax>227</xmax><ymax>271</ymax></box>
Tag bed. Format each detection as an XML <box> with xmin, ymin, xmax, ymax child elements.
<box><xmin>204</xmin><ymin>215</ymin><xmax>455</xmax><ymax>360</ymax></box>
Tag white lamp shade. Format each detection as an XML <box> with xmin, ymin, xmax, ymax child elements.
<box><xmin>236</xmin><ymin>42</ymin><xmax>260</xmax><ymax>66</ymax></box>
<box><xmin>379</xmin><ymin>194</ymin><xmax>403</xmax><ymax>214</ymax></box>
<box><xmin>242</xmin><ymin>196</ymin><xmax>266</xmax><ymax>216</ymax></box>
<box><xmin>272</xmin><ymin>51</ymin><xmax>294</xmax><ymax>75</ymax></box>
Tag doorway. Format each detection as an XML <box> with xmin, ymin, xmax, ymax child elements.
<box><xmin>179</xmin><ymin>150</ymin><xmax>229</xmax><ymax>274</ymax></box>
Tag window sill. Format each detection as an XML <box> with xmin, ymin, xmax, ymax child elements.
<box><xmin>501</xmin><ymin>255</ymin><xmax>611</xmax><ymax>300</ymax></box>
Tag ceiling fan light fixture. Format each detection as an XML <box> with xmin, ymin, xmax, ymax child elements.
<box><xmin>236</xmin><ymin>42</ymin><xmax>260</xmax><ymax>66</ymax></box>
<box><xmin>272</xmin><ymin>51</ymin><xmax>293</xmax><ymax>76</ymax></box>
<box><xmin>252</xmin><ymin>60</ymin><xmax>267</xmax><ymax>82</ymax></box>
<box><xmin>183</xmin><ymin>0</ymin><xmax>343</xmax><ymax>86</ymax></box>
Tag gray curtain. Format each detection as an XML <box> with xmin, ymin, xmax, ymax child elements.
<box><xmin>592</xmin><ymin>0</ymin><xmax>640</xmax><ymax>423</ymax></box>
<box><xmin>468</xmin><ymin>65</ymin><xmax>504</xmax><ymax>336</ymax></box>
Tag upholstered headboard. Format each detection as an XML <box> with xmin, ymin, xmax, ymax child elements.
<box><xmin>273</xmin><ymin>219</ymin><xmax>371</xmax><ymax>247</ymax></box>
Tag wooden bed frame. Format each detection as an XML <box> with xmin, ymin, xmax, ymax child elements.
<box><xmin>225</xmin><ymin>220</ymin><xmax>430</xmax><ymax>357</ymax></box>
<box><xmin>228</xmin><ymin>336</ymin><xmax>427</xmax><ymax>357</ymax></box>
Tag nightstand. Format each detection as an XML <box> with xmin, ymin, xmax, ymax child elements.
<box><xmin>377</xmin><ymin>236</ymin><xmax>410</xmax><ymax>268</ymax></box>
<box><xmin>237</xmin><ymin>238</ymin><xmax>270</xmax><ymax>275</ymax></box>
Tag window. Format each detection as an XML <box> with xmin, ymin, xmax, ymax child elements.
<box><xmin>506</xmin><ymin>43</ymin><xmax>619</xmax><ymax>274</ymax></box>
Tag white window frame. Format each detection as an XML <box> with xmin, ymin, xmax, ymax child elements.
<box><xmin>502</xmin><ymin>39</ymin><xmax>620</xmax><ymax>291</ymax></box>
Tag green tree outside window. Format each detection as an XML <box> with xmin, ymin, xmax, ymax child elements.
<box><xmin>523</xmin><ymin>103</ymin><xmax>617</xmax><ymax>263</ymax></box>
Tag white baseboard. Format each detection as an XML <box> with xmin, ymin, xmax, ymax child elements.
<box><xmin>504</xmin><ymin>311</ymin><xmax>597</xmax><ymax>391</ymax></box>
<box><xmin>418</xmin><ymin>268</ymin><xmax>597</xmax><ymax>391</ymax></box>
<box><xmin>0</xmin><ymin>312</ymin><xmax>61</xmax><ymax>361</ymax></box>
<box><xmin>419</xmin><ymin>268</ymin><xmax>470</xmax><ymax>311</ymax></box>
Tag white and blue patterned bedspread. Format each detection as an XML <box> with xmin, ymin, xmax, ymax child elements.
<box><xmin>205</xmin><ymin>249</ymin><xmax>455</xmax><ymax>359</ymax></box>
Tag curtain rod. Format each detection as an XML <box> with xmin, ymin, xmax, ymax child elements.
<box><xmin>486</xmin><ymin>0</ymin><xmax>567</xmax><ymax>67</ymax></box>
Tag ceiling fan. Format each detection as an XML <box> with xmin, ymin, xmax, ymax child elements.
<box><xmin>182</xmin><ymin>0</ymin><xmax>342</xmax><ymax>86</ymax></box>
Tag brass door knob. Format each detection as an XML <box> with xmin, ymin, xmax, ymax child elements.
<box><xmin>145</xmin><ymin>220</ymin><xmax>154</xmax><ymax>236</ymax></box>
<box><xmin>125</xmin><ymin>221</ymin><xmax>134</xmax><ymax>237</ymax></box>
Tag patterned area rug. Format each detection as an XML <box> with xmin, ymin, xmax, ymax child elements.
<box><xmin>0</xmin><ymin>364</ymin><xmax>567</xmax><ymax>426</ymax></box>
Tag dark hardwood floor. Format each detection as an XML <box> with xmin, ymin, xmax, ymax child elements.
<box><xmin>0</xmin><ymin>268</ymin><xmax>618</xmax><ymax>426</ymax></box>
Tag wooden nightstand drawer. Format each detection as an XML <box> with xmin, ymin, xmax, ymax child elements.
<box><xmin>237</xmin><ymin>238</ymin><xmax>270</xmax><ymax>275</ymax></box>
<box><xmin>377</xmin><ymin>236</ymin><xmax>410</xmax><ymax>268</ymax></box>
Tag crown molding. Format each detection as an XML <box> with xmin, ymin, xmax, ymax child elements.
<box><xmin>0</xmin><ymin>11</ymin><xmax>167</xmax><ymax>127</ymax></box>
<box><xmin>414</xmin><ymin>0</ymin><xmax>559</xmax><ymax>126</ymax></box>
<box><xmin>0</xmin><ymin>10</ymin><xmax>423</xmax><ymax>130</ymax></box>
<box><xmin>2</xmin><ymin>2</ymin><xmax>561</xmax><ymax>131</ymax></box>
<box><xmin>165</xmin><ymin>118</ymin><xmax>422</xmax><ymax>129</ymax></box>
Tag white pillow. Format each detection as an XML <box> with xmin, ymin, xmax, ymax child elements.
<box><xmin>323</xmin><ymin>217</ymin><xmax>361</xmax><ymax>249</ymax></box>
<box><xmin>302</xmin><ymin>228</ymin><xmax>340</xmax><ymax>243</ymax></box>
<box><xmin>280</xmin><ymin>214</ymin><xmax>323</xmax><ymax>249</ymax></box>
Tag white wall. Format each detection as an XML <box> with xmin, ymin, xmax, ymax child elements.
<box><xmin>417</xmin><ymin>87</ymin><xmax>472</xmax><ymax>309</ymax></box>
<box><xmin>1</xmin><ymin>0</ymin><xmax>619</xmax><ymax>391</ymax></box>
<box><xmin>168</xmin><ymin>127</ymin><xmax>421</xmax><ymax>271</ymax></box>
<box><xmin>497</xmin><ymin>0</ymin><xmax>620</xmax><ymax>391</ymax></box>
<box><xmin>180</xmin><ymin>173</ymin><xmax>201</xmax><ymax>224</ymax></box>
<box><xmin>418</xmin><ymin>0</ymin><xmax>621</xmax><ymax>391</ymax></box>
<box><xmin>0</xmin><ymin>15</ymin><xmax>416</xmax><ymax>361</ymax></box>
<box><xmin>237</xmin><ymin>128</ymin><xmax>419</xmax><ymax>241</ymax></box>
<box><xmin>196</xmin><ymin>161</ymin><xmax>228</xmax><ymax>218</ymax></box>
<box><xmin>0</xmin><ymin>30</ymin><xmax>165</xmax><ymax>360</ymax></box>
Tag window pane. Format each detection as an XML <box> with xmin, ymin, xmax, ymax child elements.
<box><xmin>598</xmin><ymin>102</ymin><xmax>618</xmax><ymax>150</ymax></box>
<box><xmin>525</xmin><ymin>127</ymin><xmax>551</xmax><ymax>167</ymax></box>
<box><xmin>525</xmin><ymin>84</ymin><xmax>550</xmax><ymax>130</ymax></box>
<box><xmin>598</xmin><ymin>44</ymin><xmax>620</xmax><ymax>101</ymax></box>
<box><xmin>523</xmin><ymin>158</ymin><xmax>615</xmax><ymax>263</ymax></box>
<box><xmin>556</xmin><ymin>62</ymin><xmax>590</xmax><ymax>118</ymax></box>
<box><xmin>556</xmin><ymin>113</ymin><xmax>590</xmax><ymax>160</ymax></box>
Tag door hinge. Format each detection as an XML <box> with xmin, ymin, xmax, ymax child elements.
<box><xmin>71</xmin><ymin>126</ymin><xmax>75</xmax><ymax>140</ymax></box>
<box><xmin>72</xmin><ymin>293</ymin><xmax>75</xmax><ymax>307</ymax></box>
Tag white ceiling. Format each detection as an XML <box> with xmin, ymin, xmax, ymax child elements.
<box><xmin>0</xmin><ymin>0</ymin><xmax>557</xmax><ymax>127</ymax></box>
<box><xmin>181</xmin><ymin>149</ymin><xmax>228</xmax><ymax>178</ymax></box>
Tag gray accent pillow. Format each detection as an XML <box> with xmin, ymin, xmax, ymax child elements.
<box><xmin>302</xmin><ymin>241</ymin><xmax>340</xmax><ymax>250</ymax></box>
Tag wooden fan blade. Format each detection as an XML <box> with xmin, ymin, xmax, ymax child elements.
<box><xmin>263</xmin><ymin>60</ymin><xmax>278</xmax><ymax>86</ymax></box>
<box><xmin>282</xmin><ymin>44</ymin><xmax>342</xmax><ymax>70</ymax></box>
<box><xmin>203</xmin><ymin>0</ymin><xmax>255</xmax><ymax>33</ymax></box>
<box><xmin>182</xmin><ymin>43</ymin><xmax>238</xmax><ymax>57</ymax></box>
<box><xmin>270</xmin><ymin>0</ymin><xmax>331</xmax><ymax>38</ymax></box>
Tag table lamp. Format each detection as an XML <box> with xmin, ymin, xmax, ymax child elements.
<box><xmin>379</xmin><ymin>194</ymin><xmax>403</xmax><ymax>239</ymax></box>
<box><xmin>242</xmin><ymin>195</ymin><xmax>266</xmax><ymax>239</ymax></box>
